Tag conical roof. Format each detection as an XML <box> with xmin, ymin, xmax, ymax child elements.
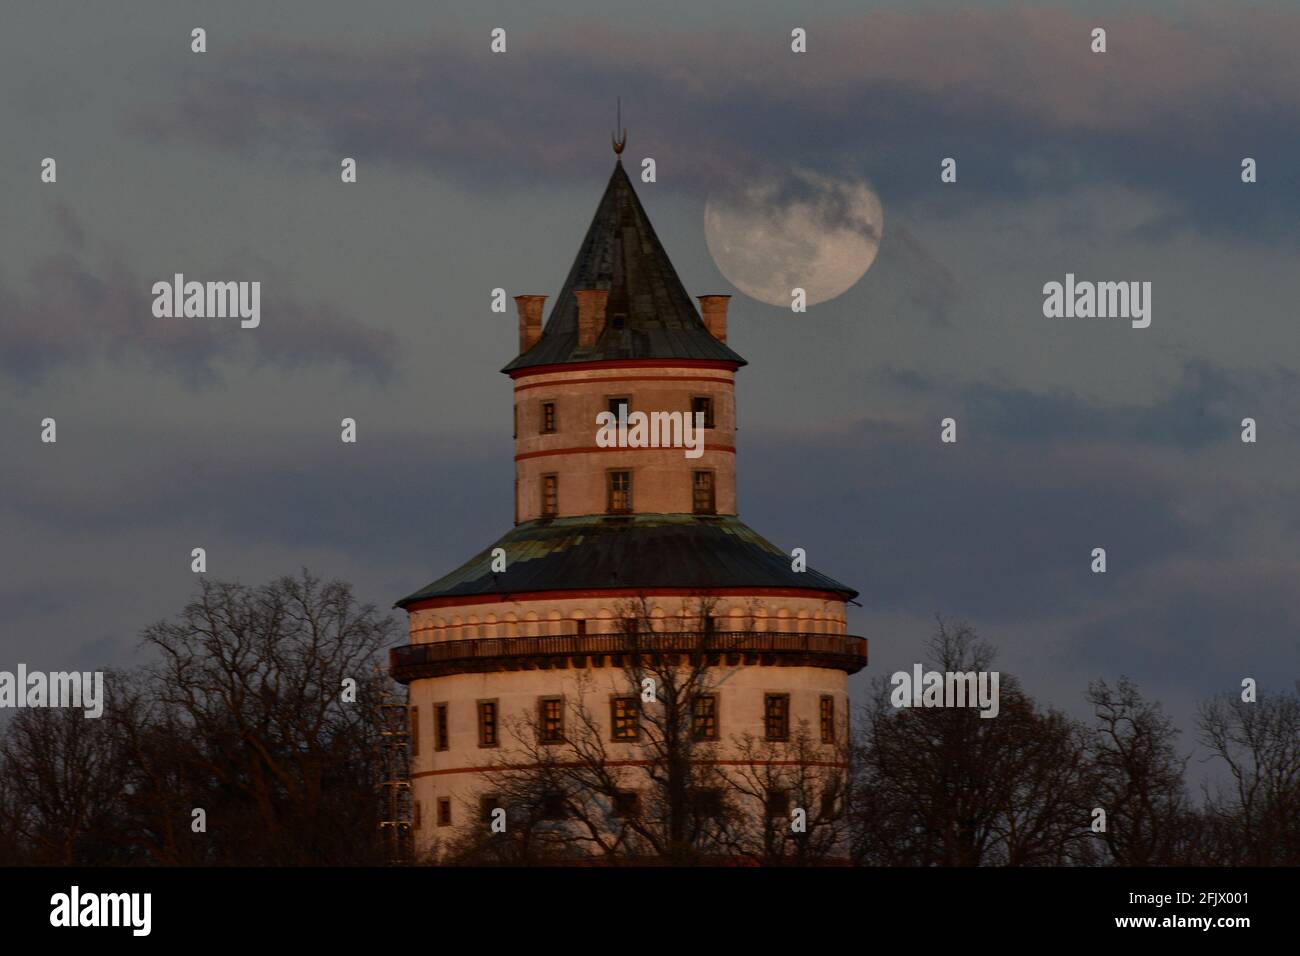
<box><xmin>502</xmin><ymin>161</ymin><xmax>747</xmax><ymax>373</ymax></box>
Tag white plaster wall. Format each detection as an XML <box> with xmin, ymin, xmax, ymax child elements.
<box><xmin>512</xmin><ymin>366</ymin><xmax>737</xmax><ymax>520</ymax></box>
<box><xmin>408</xmin><ymin>662</ymin><xmax>850</xmax><ymax>856</ymax></box>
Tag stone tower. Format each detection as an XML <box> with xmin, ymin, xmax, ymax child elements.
<box><xmin>392</xmin><ymin>156</ymin><xmax>865</xmax><ymax>861</ymax></box>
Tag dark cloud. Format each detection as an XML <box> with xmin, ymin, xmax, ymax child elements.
<box><xmin>3</xmin><ymin>376</ymin><xmax>1291</xmax><ymax>780</ymax></box>
<box><xmin>0</xmin><ymin>204</ymin><xmax>398</xmax><ymax>387</ymax></box>
<box><xmin>873</xmin><ymin>360</ymin><xmax>1299</xmax><ymax>448</ymax></box>
<box><xmin>737</xmin><ymin>404</ymin><xmax>1295</xmax><ymax>715</ymax></box>
<box><xmin>737</xmin><ymin>353</ymin><xmax>1298</xmax><ymax>633</ymax></box>
<box><xmin>868</xmin><ymin>224</ymin><xmax>961</xmax><ymax>328</ymax></box>
<box><xmin>0</xmin><ymin>426</ymin><xmax>511</xmax><ymax>675</ymax></box>
<box><xmin>123</xmin><ymin>7</ymin><xmax>1300</xmax><ymax>240</ymax></box>
<box><xmin>3</xmin><ymin>424</ymin><xmax>510</xmax><ymax>574</ymax></box>
<box><xmin>1064</xmin><ymin>577</ymin><xmax>1300</xmax><ymax>690</ymax></box>
<box><xmin>742</xmin><ymin>425</ymin><xmax>1194</xmax><ymax>623</ymax></box>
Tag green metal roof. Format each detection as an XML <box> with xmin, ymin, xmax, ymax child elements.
<box><xmin>395</xmin><ymin>514</ymin><xmax>856</xmax><ymax>607</ymax></box>
<box><xmin>501</xmin><ymin>161</ymin><xmax>747</xmax><ymax>373</ymax></box>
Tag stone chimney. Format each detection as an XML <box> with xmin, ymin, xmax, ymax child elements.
<box><xmin>697</xmin><ymin>295</ymin><xmax>731</xmax><ymax>343</ymax></box>
<box><xmin>515</xmin><ymin>295</ymin><xmax>547</xmax><ymax>353</ymax></box>
<box><xmin>575</xmin><ymin>289</ymin><xmax>609</xmax><ymax>349</ymax></box>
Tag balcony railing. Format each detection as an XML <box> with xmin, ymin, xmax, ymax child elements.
<box><xmin>389</xmin><ymin>630</ymin><xmax>867</xmax><ymax>682</ymax></box>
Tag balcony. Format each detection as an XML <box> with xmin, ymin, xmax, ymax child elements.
<box><xmin>389</xmin><ymin>630</ymin><xmax>867</xmax><ymax>683</ymax></box>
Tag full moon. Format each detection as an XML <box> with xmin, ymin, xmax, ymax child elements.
<box><xmin>704</xmin><ymin>168</ymin><xmax>884</xmax><ymax>308</ymax></box>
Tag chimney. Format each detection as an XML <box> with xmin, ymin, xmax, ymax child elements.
<box><xmin>697</xmin><ymin>295</ymin><xmax>730</xmax><ymax>343</ymax></box>
<box><xmin>575</xmin><ymin>289</ymin><xmax>609</xmax><ymax>349</ymax></box>
<box><xmin>515</xmin><ymin>295</ymin><xmax>547</xmax><ymax>353</ymax></box>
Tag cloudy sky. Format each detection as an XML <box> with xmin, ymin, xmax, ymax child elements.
<box><xmin>3</xmin><ymin>0</ymin><xmax>1297</xmax><ymax>785</ymax></box>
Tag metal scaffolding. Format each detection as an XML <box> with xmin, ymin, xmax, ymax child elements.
<box><xmin>378</xmin><ymin>676</ymin><xmax>413</xmax><ymax>864</ymax></box>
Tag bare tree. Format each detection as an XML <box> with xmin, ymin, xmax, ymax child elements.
<box><xmin>0</xmin><ymin>760</ymin><xmax>22</xmax><ymax>864</ymax></box>
<box><xmin>0</xmin><ymin>691</ymin><xmax>126</xmax><ymax>864</ymax></box>
<box><xmin>1197</xmin><ymin>688</ymin><xmax>1300</xmax><ymax>865</ymax></box>
<box><xmin>1085</xmin><ymin>677</ymin><xmax>1193</xmax><ymax>865</ymax></box>
<box><xmin>851</xmin><ymin>618</ymin><xmax>1095</xmax><ymax>866</ymax></box>
<box><xmin>136</xmin><ymin>569</ymin><xmax>399</xmax><ymax>864</ymax></box>
<box><xmin>10</xmin><ymin>582</ymin><xmax>1287</xmax><ymax>870</ymax></box>
<box><xmin>103</xmin><ymin>669</ymin><xmax>218</xmax><ymax>865</ymax></box>
<box><xmin>449</xmin><ymin>596</ymin><xmax>767</xmax><ymax>864</ymax></box>
<box><xmin>722</xmin><ymin>724</ymin><xmax>852</xmax><ymax>865</ymax></box>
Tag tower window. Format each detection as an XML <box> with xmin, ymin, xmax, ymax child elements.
<box><xmin>820</xmin><ymin>792</ymin><xmax>839</xmax><ymax>821</ymax></box>
<box><xmin>607</xmin><ymin>470</ymin><xmax>632</xmax><ymax>513</ymax></box>
<box><xmin>613</xmin><ymin>790</ymin><xmax>640</xmax><ymax>819</ymax></box>
<box><xmin>820</xmin><ymin>695</ymin><xmax>835</xmax><ymax>744</ymax></box>
<box><xmin>437</xmin><ymin>798</ymin><xmax>452</xmax><ymax>827</ymax></box>
<box><xmin>480</xmin><ymin>794</ymin><xmax>502</xmax><ymax>825</ymax></box>
<box><xmin>608</xmin><ymin>396</ymin><xmax>630</xmax><ymax>419</ymax></box>
<box><xmin>434</xmin><ymin>703</ymin><xmax>449</xmax><ymax>751</ymax></box>
<box><xmin>478</xmin><ymin>700</ymin><xmax>499</xmax><ymax>748</ymax></box>
<box><xmin>691</xmin><ymin>396</ymin><xmax>715</xmax><ymax>428</ymax></box>
<box><xmin>541</xmin><ymin>401</ymin><xmax>557</xmax><ymax>434</ymax></box>
<box><xmin>694</xmin><ymin>788</ymin><xmax>725</xmax><ymax>821</ymax></box>
<box><xmin>764</xmin><ymin>694</ymin><xmax>790</xmax><ymax>741</ymax></box>
<box><xmin>610</xmin><ymin>696</ymin><xmax>640</xmax><ymax>741</ymax></box>
<box><xmin>538</xmin><ymin>696</ymin><xmax>564</xmax><ymax>744</ymax></box>
<box><xmin>692</xmin><ymin>694</ymin><xmax>718</xmax><ymax>740</ymax></box>
<box><xmin>766</xmin><ymin>788</ymin><xmax>791</xmax><ymax>818</ymax></box>
<box><xmin>692</xmin><ymin>471</ymin><xmax>715</xmax><ymax>514</ymax></box>
<box><xmin>540</xmin><ymin>791</ymin><xmax>568</xmax><ymax>821</ymax></box>
<box><xmin>541</xmin><ymin>474</ymin><xmax>558</xmax><ymax>517</ymax></box>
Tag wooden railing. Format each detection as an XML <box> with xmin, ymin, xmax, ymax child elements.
<box><xmin>389</xmin><ymin>630</ymin><xmax>867</xmax><ymax>682</ymax></box>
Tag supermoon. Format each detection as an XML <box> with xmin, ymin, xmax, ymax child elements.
<box><xmin>704</xmin><ymin>168</ymin><xmax>884</xmax><ymax>308</ymax></box>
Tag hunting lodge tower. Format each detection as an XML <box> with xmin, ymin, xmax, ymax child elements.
<box><xmin>391</xmin><ymin>151</ymin><xmax>866</xmax><ymax>859</ymax></box>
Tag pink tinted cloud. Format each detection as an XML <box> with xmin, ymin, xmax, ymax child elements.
<box><xmin>125</xmin><ymin>4</ymin><xmax>1300</xmax><ymax>185</ymax></box>
<box><xmin>0</xmin><ymin>204</ymin><xmax>397</xmax><ymax>387</ymax></box>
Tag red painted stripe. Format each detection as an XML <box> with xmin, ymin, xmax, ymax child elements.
<box><xmin>508</xmin><ymin>359</ymin><xmax>742</xmax><ymax>380</ymax></box>
<box><xmin>412</xmin><ymin>758</ymin><xmax>849</xmax><ymax>779</ymax></box>
<box><xmin>515</xmin><ymin>444</ymin><xmax>735</xmax><ymax>461</ymax></box>
<box><xmin>514</xmin><ymin>374</ymin><xmax>735</xmax><ymax>392</ymax></box>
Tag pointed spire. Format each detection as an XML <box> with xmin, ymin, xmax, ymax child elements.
<box><xmin>502</xmin><ymin>161</ymin><xmax>746</xmax><ymax>373</ymax></box>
